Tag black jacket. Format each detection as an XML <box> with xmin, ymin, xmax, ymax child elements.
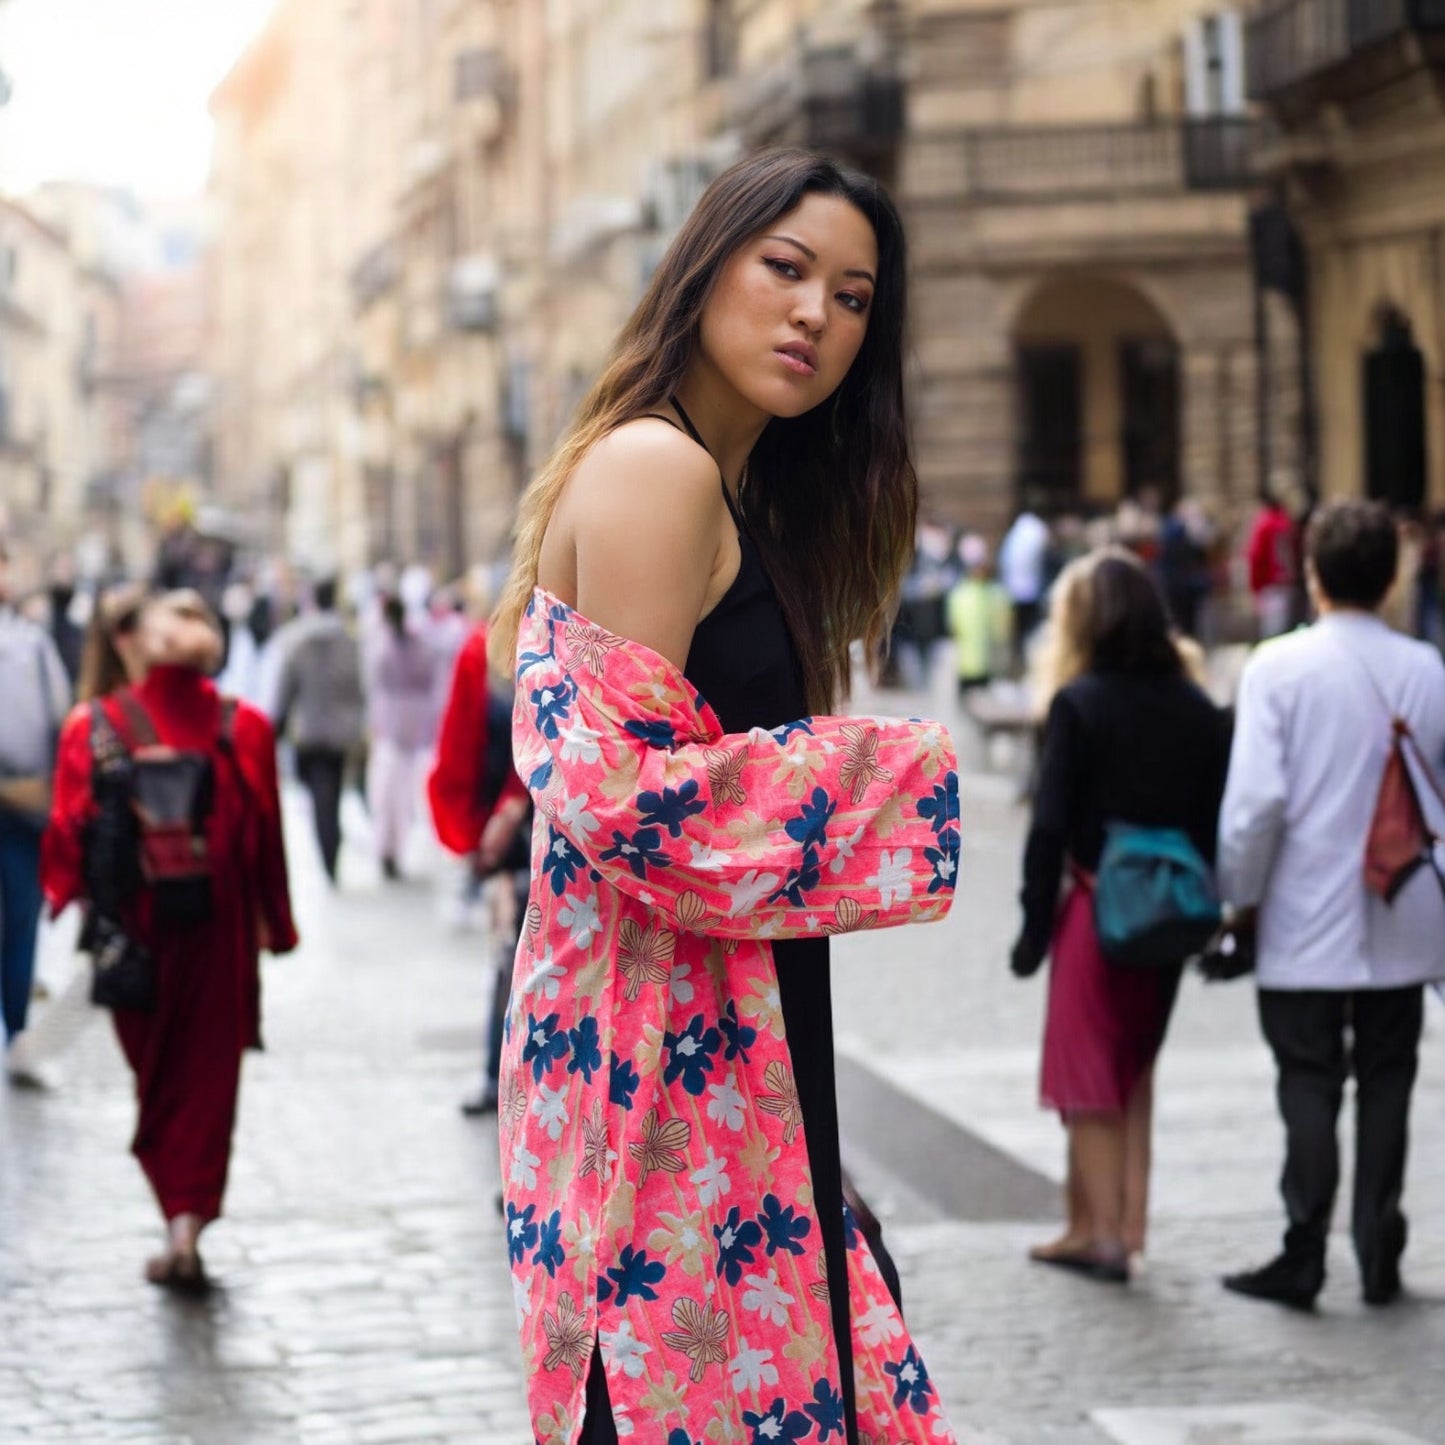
<box><xmin>1016</xmin><ymin>668</ymin><xmax>1231</xmax><ymax>963</ymax></box>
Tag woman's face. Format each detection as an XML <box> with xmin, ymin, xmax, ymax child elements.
<box><xmin>696</xmin><ymin>191</ymin><xmax>878</xmax><ymax>420</ymax></box>
<box><xmin>141</xmin><ymin>597</ymin><xmax>222</xmax><ymax>673</ymax></box>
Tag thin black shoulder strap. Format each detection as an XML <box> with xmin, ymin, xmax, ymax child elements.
<box><xmin>669</xmin><ymin>397</ymin><xmax>708</xmax><ymax>452</ymax></box>
<box><xmin>647</xmin><ymin>401</ymin><xmax>746</xmax><ymax>531</ymax></box>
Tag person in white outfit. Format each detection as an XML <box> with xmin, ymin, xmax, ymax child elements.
<box><xmin>1218</xmin><ymin>500</ymin><xmax>1445</xmax><ymax>1311</ymax></box>
<box><xmin>365</xmin><ymin>593</ymin><xmax>439</xmax><ymax>879</ymax></box>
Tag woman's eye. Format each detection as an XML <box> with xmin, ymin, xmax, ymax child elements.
<box><xmin>764</xmin><ymin>257</ymin><xmax>801</xmax><ymax>279</ymax></box>
<box><xmin>838</xmin><ymin>293</ymin><xmax>869</xmax><ymax>314</ymax></box>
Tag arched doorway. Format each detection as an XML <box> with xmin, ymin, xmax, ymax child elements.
<box><xmin>1363</xmin><ymin>307</ymin><xmax>1427</xmax><ymax>511</ymax></box>
<box><xmin>1012</xmin><ymin>275</ymin><xmax>1181</xmax><ymax>510</ymax></box>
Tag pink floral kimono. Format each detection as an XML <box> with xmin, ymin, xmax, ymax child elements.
<box><xmin>503</xmin><ymin>590</ymin><xmax>961</xmax><ymax>1444</ymax></box>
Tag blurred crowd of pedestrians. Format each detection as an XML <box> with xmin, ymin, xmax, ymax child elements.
<box><xmin>884</xmin><ymin>491</ymin><xmax>1445</xmax><ymax>706</ymax></box>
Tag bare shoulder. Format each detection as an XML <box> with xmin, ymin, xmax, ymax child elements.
<box><xmin>564</xmin><ymin>416</ymin><xmax>720</xmax><ymax>528</ymax></box>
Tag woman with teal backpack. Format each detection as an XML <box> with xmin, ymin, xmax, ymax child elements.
<box><xmin>1010</xmin><ymin>547</ymin><xmax>1230</xmax><ymax>1283</ymax></box>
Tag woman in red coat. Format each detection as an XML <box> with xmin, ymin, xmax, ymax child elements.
<box><xmin>43</xmin><ymin>590</ymin><xmax>298</xmax><ymax>1290</ymax></box>
<box><xmin>427</xmin><ymin>621</ymin><xmax>531</xmax><ymax>1114</ymax></box>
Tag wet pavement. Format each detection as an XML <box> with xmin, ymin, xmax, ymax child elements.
<box><xmin>2</xmin><ymin>696</ymin><xmax>1443</xmax><ymax>1443</ymax></box>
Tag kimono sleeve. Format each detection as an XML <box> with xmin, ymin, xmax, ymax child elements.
<box><xmin>41</xmin><ymin>704</ymin><xmax>96</xmax><ymax>917</ymax></box>
<box><xmin>514</xmin><ymin>606</ymin><xmax>960</xmax><ymax>941</ymax></box>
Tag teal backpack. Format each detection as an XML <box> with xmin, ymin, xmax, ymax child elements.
<box><xmin>1093</xmin><ymin>822</ymin><xmax>1222</xmax><ymax>968</ymax></box>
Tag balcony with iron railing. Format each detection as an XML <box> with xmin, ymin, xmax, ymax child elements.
<box><xmin>1246</xmin><ymin>0</ymin><xmax>1445</xmax><ymax>103</ymax></box>
<box><xmin>907</xmin><ymin>119</ymin><xmax>1266</xmax><ymax>204</ymax></box>
<box><xmin>732</xmin><ymin>39</ymin><xmax>904</xmax><ymax>164</ymax></box>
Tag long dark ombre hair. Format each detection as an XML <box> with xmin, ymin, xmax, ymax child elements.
<box><xmin>490</xmin><ymin>147</ymin><xmax>916</xmax><ymax>713</ymax></box>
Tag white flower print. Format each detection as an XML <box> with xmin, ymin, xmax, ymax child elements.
<box><xmin>557</xmin><ymin>790</ymin><xmax>601</xmax><ymax>837</ymax></box>
<box><xmin>687</xmin><ymin>841</ymin><xmax>729</xmax><ymax>872</ymax></box>
<box><xmin>531</xmin><ymin>1082</ymin><xmax>570</xmax><ymax>1141</ymax></box>
<box><xmin>830</xmin><ymin>824</ymin><xmax>866</xmax><ymax>875</ymax></box>
<box><xmin>866</xmin><ymin>848</ymin><xmax>913</xmax><ymax>908</ymax></box>
<box><xmin>600</xmin><ymin>1320</ymin><xmax>651</xmax><ymax>1379</ymax></box>
<box><xmin>559</xmin><ymin>718</ymin><xmax>604</xmax><ymax>764</ymax></box>
<box><xmin>669</xmin><ymin>960</ymin><xmax>695</xmax><ymax>1007</ymax></box>
<box><xmin>728</xmin><ymin>1336</ymin><xmax>779</xmax><ymax>1393</ymax></box>
<box><xmin>724</xmin><ymin>870</ymin><xmax>780</xmax><ymax>916</ymax></box>
<box><xmin>856</xmin><ymin>1301</ymin><xmax>904</xmax><ymax>1348</ymax></box>
<box><xmin>511</xmin><ymin>1271</ymin><xmax>533</xmax><ymax>1327</ymax></box>
<box><xmin>522</xmin><ymin>947</ymin><xmax>565</xmax><ymax>1000</ymax></box>
<box><xmin>706</xmin><ymin>1072</ymin><xmax>746</xmax><ymax>1132</ymax></box>
<box><xmin>741</xmin><ymin>1269</ymin><xmax>795</xmax><ymax>1327</ymax></box>
<box><xmin>690</xmin><ymin>1146</ymin><xmax>732</xmax><ymax>1205</ymax></box>
<box><xmin>510</xmin><ymin>1143</ymin><xmax>541</xmax><ymax>1191</ymax></box>
<box><xmin>558</xmin><ymin>893</ymin><xmax>602</xmax><ymax>949</ymax></box>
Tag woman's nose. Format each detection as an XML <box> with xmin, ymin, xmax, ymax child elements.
<box><xmin>790</xmin><ymin>285</ymin><xmax>827</xmax><ymax>334</ymax></box>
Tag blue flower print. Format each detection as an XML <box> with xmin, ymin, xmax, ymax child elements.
<box><xmin>605</xmin><ymin>1244</ymin><xmax>667</xmax><ymax>1305</ymax></box>
<box><xmin>599</xmin><ymin>825</ymin><xmax>671</xmax><ymax>880</ymax></box>
<box><xmin>542</xmin><ymin>826</ymin><xmax>586</xmax><ymax>896</ymax></box>
<box><xmin>533</xmin><ymin>1209</ymin><xmax>565</xmax><ymax>1277</ymax></box>
<box><xmin>924</xmin><ymin>841</ymin><xmax>957</xmax><ymax>896</ymax></box>
<box><xmin>663</xmin><ymin>1013</ymin><xmax>721</xmax><ymax>1096</ymax></box>
<box><xmin>668</xmin><ymin>1432</ymin><xmax>705</xmax><ymax>1445</ymax></box>
<box><xmin>918</xmin><ymin>773</ymin><xmax>959</xmax><ymax>839</ymax></box>
<box><xmin>842</xmin><ymin>1201</ymin><xmax>861</xmax><ymax>1251</ymax></box>
<box><xmin>637</xmin><ymin>781</ymin><xmax>708</xmax><ymax>838</ymax></box>
<box><xmin>757</xmin><ymin>1193</ymin><xmax>811</xmax><ymax>1258</ymax></box>
<box><xmin>714</xmin><ymin>1206</ymin><xmax>763</xmax><ymax>1285</ymax></box>
<box><xmin>784</xmin><ymin>787</ymin><xmax>836</xmax><ymax>853</ymax></box>
<box><xmin>609</xmin><ymin>1051</ymin><xmax>640</xmax><ymax>1110</ymax></box>
<box><xmin>720</xmin><ymin>999</ymin><xmax>757</xmax><ymax>1063</ymax></box>
<box><xmin>531</xmin><ymin>675</ymin><xmax>576</xmax><ymax>740</ymax></box>
<box><xmin>770</xmin><ymin>718</ymin><xmax>815</xmax><ymax>743</ymax></box>
<box><xmin>884</xmin><ymin>1345</ymin><xmax>935</xmax><ymax>1415</ymax></box>
<box><xmin>625</xmin><ymin>717</ymin><xmax>676</xmax><ymax>749</ymax></box>
<box><xmin>741</xmin><ymin>1399</ymin><xmax>812</xmax><ymax>1445</ymax></box>
<box><xmin>769</xmin><ymin>847</ymin><xmax>821</xmax><ymax>907</ymax></box>
<box><xmin>506</xmin><ymin>1202</ymin><xmax>538</xmax><ymax>1264</ymax></box>
<box><xmin>522</xmin><ymin>1012</ymin><xmax>568</xmax><ymax>1081</ymax></box>
<box><xmin>804</xmin><ymin>1379</ymin><xmax>845</xmax><ymax>1441</ymax></box>
<box><xmin>568</xmin><ymin>1015</ymin><xmax>602</xmax><ymax>1082</ymax></box>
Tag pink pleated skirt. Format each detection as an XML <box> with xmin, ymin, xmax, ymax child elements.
<box><xmin>1039</xmin><ymin>883</ymin><xmax>1180</xmax><ymax>1117</ymax></box>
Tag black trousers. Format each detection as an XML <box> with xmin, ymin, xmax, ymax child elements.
<box><xmin>1258</xmin><ymin>985</ymin><xmax>1424</xmax><ymax>1282</ymax></box>
<box><xmin>294</xmin><ymin>746</ymin><xmax>347</xmax><ymax>882</ymax></box>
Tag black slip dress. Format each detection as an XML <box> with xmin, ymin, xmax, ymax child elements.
<box><xmin>578</xmin><ymin>403</ymin><xmax>859</xmax><ymax>1444</ymax></box>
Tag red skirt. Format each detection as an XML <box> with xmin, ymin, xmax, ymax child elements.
<box><xmin>1039</xmin><ymin>883</ymin><xmax>1180</xmax><ymax>1117</ymax></box>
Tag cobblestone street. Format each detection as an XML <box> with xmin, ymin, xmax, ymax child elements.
<box><xmin>3</xmin><ymin>693</ymin><xmax>1444</xmax><ymax>1443</ymax></box>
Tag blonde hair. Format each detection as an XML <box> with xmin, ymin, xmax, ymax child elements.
<box><xmin>1030</xmin><ymin>550</ymin><xmax>1105</xmax><ymax>717</ymax></box>
<box><xmin>1031</xmin><ymin>544</ymin><xmax>1203</xmax><ymax>716</ymax></box>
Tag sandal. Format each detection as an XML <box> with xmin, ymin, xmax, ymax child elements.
<box><xmin>1032</xmin><ymin>1245</ymin><xmax>1129</xmax><ymax>1285</ymax></box>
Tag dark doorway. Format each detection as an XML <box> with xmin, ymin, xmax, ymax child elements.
<box><xmin>1120</xmin><ymin>338</ymin><xmax>1182</xmax><ymax>503</ymax></box>
<box><xmin>1363</xmin><ymin>309</ymin><xmax>1427</xmax><ymax>511</ymax></box>
<box><xmin>1017</xmin><ymin>344</ymin><xmax>1082</xmax><ymax>509</ymax></box>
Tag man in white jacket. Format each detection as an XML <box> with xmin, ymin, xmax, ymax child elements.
<box><xmin>1219</xmin><ymin>500</ymin><xmax>1445</xmax><ymax>1310</ymax></box>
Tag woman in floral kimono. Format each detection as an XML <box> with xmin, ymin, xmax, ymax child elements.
<box><xmin>489</xmin><ymin>149</ymin><xmax>961</xmax><ymax>1444</ymax></box>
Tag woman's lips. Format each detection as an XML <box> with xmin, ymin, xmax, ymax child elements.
<box><xmin>774</xmin><ymin>348</ymin><xmax>817</xmax><ymax>377</ymax></box>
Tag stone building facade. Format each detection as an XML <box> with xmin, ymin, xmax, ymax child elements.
<box><xmin>1245</xmin><ymin>0</ymin><xmax>1445</xmax><ymax>513</ymax></box>
<box><xmin>209</xmin><ymin>0</ymin><xmax>1277</xmax><ymax>572</ymax></box>
<box><xmin>0</xmin><ymin>196</ymin><xmax>122</xmax><ymax>582</ymax></box>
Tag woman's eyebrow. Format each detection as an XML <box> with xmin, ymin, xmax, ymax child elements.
<box><xmin>762</xmin><ymin>233</ymin><xmax>876</xmax><ymax>286</ymax></box>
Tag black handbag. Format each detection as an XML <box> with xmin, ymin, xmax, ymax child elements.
<box><xmin>83</xmin><ymin>703</ymin><xmax>157</xmax><ymax>1011</ymax></box>
<box><xmin>84</xmin><ymin>912</ymin><xmax>158</xmax><ymax>1012</ymax></box>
